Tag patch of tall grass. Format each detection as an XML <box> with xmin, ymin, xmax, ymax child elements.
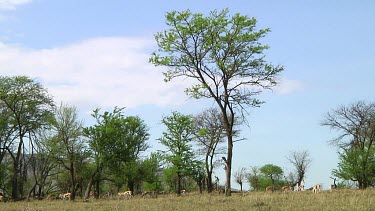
<box><xmin>0</xmin><ymin>188</ymin><xmax>373</xmax><ymax>211</ymax></box>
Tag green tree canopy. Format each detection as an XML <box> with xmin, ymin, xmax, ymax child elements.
<box><xmin>84</xmin><ymin>107</ymin><xmax>150</xmax><ymax>197</ymax></box>
<box><xmin>260</xmin><ymin>164</ymin><xmax>284</xmax><ymax>188</ymax></box>
<box><xmin>141</xmin><ymin>153</ymin><xmax>163</xmax><ymax>191</ymax></box>
<box><xmin>333</xmin><ymin>146</ymin><xmax>375</xmax><ymax>188</ymax></box>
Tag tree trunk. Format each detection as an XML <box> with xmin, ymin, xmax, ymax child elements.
<box><xmin>177</xmin><ymin>172</ymin><xmax>182</xmax><ymax>195</ymax></box>
<box><xmin>127</xmin><ymin>181</ymin><xmax>135</xmax><ymax>193</ymax></box>
<box><xmin>207</xmin><ymin>173</ymin><xmax>213</xmax><ymax>192</ymax></box>
<box><xmin>202</xmin><ymin>176</ymin><xmax>206</xmax><ymax>191</ymax></box>
<box><xmin>206</xmin><ymin>154</ymin><xmax>214</xmax><ymax>193</ymax></box>
<box><xmin>225</xmin><ymin>134</ymin><xmax>233</xmax><ymax>196</ymax></box>
<box><xmin>95</xmin><ymin>179</ymin><xmax>100</xmax><ymax>199</ymax></box>
<box><xmin>37</xmin><ymin>184</ymin><xmax>43</xmax><ymax>198</ymax></box>
<box><xmin>11</xmin><ymin>165</ymin><xmax>19</xmax><ymax>200</ymax></box>
<box><xmin>11</xmin><ymin>137</ymin><xmax>24</xmax><ymax>200</ymax></box>
<box><xmin>219</xmin><ymin>99</ymin><xmax>234</xmax><ymax>197</ymax></box>
<box><xmin>70</xmin><ymin>161</ymin><xmax>76</xmax><ymax>201</ymax></box>
<box><xmin>84</xmin><ymin>177</ymin><xmax>95</xmax><ymax>202</ymax></box>
<box><xmin>27</xmin><ymin>183</ymin><xmax>37</xmax><ymax>201</ymax></box>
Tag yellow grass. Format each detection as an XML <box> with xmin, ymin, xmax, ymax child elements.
<box><xmin>1</xmin><ymin>189</ymin><xmax>374</xmax><ymax>211</ymax></box>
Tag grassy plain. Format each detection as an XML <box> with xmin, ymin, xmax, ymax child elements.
<box><xmin>1</xmin><ymin>189</ymin><xmax>374</xmax><ymax>211</ymax></box>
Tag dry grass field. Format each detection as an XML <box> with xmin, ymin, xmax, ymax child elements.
<box><xmin>1</xmin><ymin>189</ymin><xmax>374</xmax><ymax>211</ymax></box>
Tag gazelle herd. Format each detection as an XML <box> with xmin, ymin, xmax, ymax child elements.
<box><xmin>265</xmin><ymin>183</ymin><xmax>336</xmax><ymax>193</ymax></box>
<box><xmin>15</xmin><ymin>180</ymin><xmax>337</xmax><ymax>202</ymax></box>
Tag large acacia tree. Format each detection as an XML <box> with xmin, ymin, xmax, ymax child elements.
<box><xmin>150</xmin><ymin>9</ymin><xmax>283</xmax><ymax>195</ymax></box>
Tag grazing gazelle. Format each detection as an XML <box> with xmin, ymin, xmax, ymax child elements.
<box><xmin>265</xmin><ymin>186</ymin><xmax>273</xmax><ymax>192</ymax></box>
<box><xmin>282</xmin><ymin>186</ymin><xmax>294</xmax><ymax>192</ymax></box>
<box><xmin>59</xmin><ymin>192</ymin><xmax>71</xmax><ymax>200</ymax></box>
<box><xmin>118</xmin><ymin>190</ymin><xmax>132</xmax><ymax>199</ymax></box>
<box><xmin>329</xmin><ymin>177</ymin><xmax>337</xmax><ymax>191</ymax></box>
<box><xmin>312</xmin><ymin>184</ymin><xmax>321</xmax><ymax>193</ymax></box>
<box><xmin>142</xmin><ymin>191</ymin><xmax>157</xmax><ymax>198</ymax></box>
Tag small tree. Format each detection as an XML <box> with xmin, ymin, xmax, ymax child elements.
<box><xmin>150</xmin><ymin>9</ymin><xmax>283</xmax><ymax>196</ymax></box>
<box><xmin>286</xmin><ymin>150</ymin><xmax>311</xmax><ymax>187</ymax></box>
<box><xmin>141</xmin><ymin>153</ymin><xmax>163</xmax><ymax>191</ymax></box>
<box><xmin>246</xmin><ymin>166</ymin><xmax>261</xmax><ymax>191</ymax></box>
<box><xmin>83</xmin><ymin>107</ymin><xmax>149</xmax><ymax>200</ymax></box>
<box><xmin>260</xmin><ymin>164</ymin><xmax>283</xmax><ymax>191</ymax></box>
<box><xmin>233</xmin><ymin>167</ymin><xmax>246</xmax><ymax>192</ymax></box>
<box><xmin>159</xmin><ymin>111</ymin><xmax>196</xmax><ymax>195</ymax></box>
<box><xmin>53</xmin><ymin>103</ymin><xmax>85</xmax><ymax>200</ymax></box>
<box><xmin>194</xmin><ymin>108</ymin><xmax>226</xmax><ymax>193</ymax></box>
<box><xmin>190</xmin><ymin>161</ymin><xmax>205</xmax><ymax>194</ymax></box>
<box><xmin>26</xmin><ymin>130</ymin><xmax>60</xmax><ymax>200</ymax></box>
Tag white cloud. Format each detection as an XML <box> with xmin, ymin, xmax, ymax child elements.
<box><xmin>0</xmin><ymin>37</ymin><xmax>303</xmax><ymax>114</ymax></box>
<box><xmin>0</xmin><ymin>0</ymin><xmax>32</xmax><ymax>10</ymax></box>
<box><xmin>0</xmin><ymin>37</ymin><xmax>189</xmax><ymax>112</ymax></box>
<box><xmin>274</xmin><ymin>78</ymin><xmax>304</xmax><ymax>95</ymax></box>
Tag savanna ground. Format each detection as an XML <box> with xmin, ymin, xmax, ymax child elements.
<box><xmin>1</xmin><ymin>189</ymin><xmax>374</xmax><ymax>211</ymax></box>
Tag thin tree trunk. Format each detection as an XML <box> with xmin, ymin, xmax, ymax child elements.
<box><xmin>37</xmin><ymin>185</ymin><xmax>43</xmax><ymax>198</ymax></box>
<box><xmin>12</xmin><ymin>162</ymin><xmax>19</xmax><ymax>200</ymax></box>
<box><xmin>225</xmin><ymin>139</ymin><xmax>233</xmax><ymax>196</ymax></box>
<box><xmin>205</xmin><ymin>154</ymin><xmax>213</xmax><ymax>193</ymax></box>
<box><xmin>27</xmin><ymin>183</ymin><xmax>37</xmax><ymax>201</ymax></box>
<box><xmin>208</xmin><ymin>153</ymin><xmax>216</xmax><ymax>193</ymax></box>
<box><xmin>128</xmin><ymin>181</ymin><xmax>135</xmax><ymax>193</ymax></box>
<box><xmin>177</xmin><ymin>173</ymin><xmax>182</xmax><ymax>195</ymax></box>
<box><xmin>12</xmin><ymin>137</ymin><xmax>24</xmax><ymax>200</ymax></box>
<box><xmin>95</xmin><ymin>179</ymin><xmax>100</xmax><ymax>199</ymax></box>
<box><xmin>84</xmin><ymin>176</ymin><xmax>95</xmax><ymax>202</ymax></box>
<box><xmin>207</xmin><ymin>172</ymin><xmax>213</xmax><ymax>192</ymax></box>
<box><xmin>199</xmin><ymin>181</ymin><xmax>203</xmax><ymax>194</ymax></box>
<box><xmin>202</xmin><ymin>175</ymin><xmax>207</xmax><ymax>191</ymax></box>
<box><xmin>70</xmin><ymin>161</ymin><xmax>76</xmax><ymax>201</ymax></box>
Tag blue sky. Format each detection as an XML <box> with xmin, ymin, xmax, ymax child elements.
<box><xmin>1</xmin><ymin>0</ymin><xmax>374</xmax><ymax>190</ymax></box>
